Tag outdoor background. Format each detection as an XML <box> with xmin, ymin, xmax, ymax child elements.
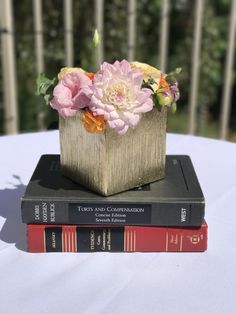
<box><xmin>0</xmin><ymin>0</ymin><xmax>236</xmax><ymax>140</ymax></box>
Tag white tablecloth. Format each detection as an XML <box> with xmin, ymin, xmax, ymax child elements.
<box><xmin>0</xmin><ymin>131</ymin><xmax>236</xmax><ymax>314</ymax></box>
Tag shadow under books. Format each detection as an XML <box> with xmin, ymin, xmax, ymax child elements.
<box><xmin>0</xmin><ymin>175</ymin><xmax>26</xmax><ymax>252</ymax></box>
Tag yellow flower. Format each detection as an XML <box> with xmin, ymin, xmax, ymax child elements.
<box><xmin>130</xmin><ymin>61</ymin><xmax>161</xmax><ymax>91</ymax></box>
<box><xmin>58</xmin><ymin>67</ymin><xmax>85</xmax><ymax>80</ymax></box>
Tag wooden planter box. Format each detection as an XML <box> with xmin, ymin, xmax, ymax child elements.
<box><xmin>59</xmin><ymin>107</ymin><xmax>167</xmax><ymax>196</ymax></box>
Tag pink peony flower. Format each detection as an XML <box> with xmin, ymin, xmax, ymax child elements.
<box><xmin>50</xmin><ymin>71</ymin><xmax>92</xmax><ymax>118</ymax></box>
<box><xmin>89</xmin><ymin>60</ymin><xmax>153</xmax><ymax>135</ymax></box>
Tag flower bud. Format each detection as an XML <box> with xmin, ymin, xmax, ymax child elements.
<box><xmin>93</xmin><ymin>29</ymin><xmax>100</xmax><ymax>48</ymax></box>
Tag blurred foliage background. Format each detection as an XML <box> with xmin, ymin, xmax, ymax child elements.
<box><xmin>0</xmin><ymin>0</ymin><xmax>235</xmax><ymax>140</ymax></box>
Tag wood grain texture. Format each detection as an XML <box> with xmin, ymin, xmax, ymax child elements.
<box><xmin>59</xmin><ymin>107</ymin><xmax>167</xmax><ymax>196</ymax></box>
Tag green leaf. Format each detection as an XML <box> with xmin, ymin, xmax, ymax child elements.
<box><xmin>36</xmin><ymin>73</ymin><xmax>57</xmax><ymax>106</ymax></box>
<box><xmin>165</xmin><ymin>68</ymin><xmax>182</xmax><ymax>85</ymax></box>
<box><xmin>36</xmin><ymin>73</ymin><xmax>56</xmax><ymax>96</ymax></box>
<box><xmin>165</xmin><ymin>75</ymin><xmax>176</xmax><ymax>85</ymax></box>
<box><xmin>171</xmin><ymin>102</ymin><xmax>177</xmax><ymax>113</ymax></box>
<box><xmin>44</xmin><ymin>94</ymin><xmax>51</xmax><ymax>105</ymax></box>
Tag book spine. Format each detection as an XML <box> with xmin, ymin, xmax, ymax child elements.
<box><xmin>21</xmin><ymin>199</ymin><xmax>204</xmax><ymax>226</ymax></box>
<box><xmin>27</xmin><ymin>223</ymin><xmax>208</xmax><ymax>253</ymax></box>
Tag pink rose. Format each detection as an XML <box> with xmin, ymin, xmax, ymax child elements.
<box><xmin>50</xmin><ymin>71</ymin><xmax>92</xmax><ymax>118</ymax></box>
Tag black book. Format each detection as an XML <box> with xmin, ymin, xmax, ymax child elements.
<box><xmin>21</xmin><ymin>155</ymin><xmax>205</xmax><ymax>226</ymax></box>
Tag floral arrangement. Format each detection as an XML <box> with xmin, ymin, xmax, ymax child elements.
<box><xmin>37</xmin><ymin>59</ymin><xmax>180</xmax><ymax>135</ymax></box>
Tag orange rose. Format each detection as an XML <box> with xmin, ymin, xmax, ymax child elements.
<box><xmin>81</xmin><ymin>109</ymin><xmax>105</xmax><ymax>134</ymax></box>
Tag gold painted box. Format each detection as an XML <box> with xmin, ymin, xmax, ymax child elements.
<box><xmin>59</xmin><ymin>107</ymin><xmax>167</xmax><ymax>196</ymax></box>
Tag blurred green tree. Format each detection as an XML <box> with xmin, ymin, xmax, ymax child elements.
<box><xmin>0</xmin><ymin>0</ymin><xmax>235</xmax><ymax>138</ymax></box>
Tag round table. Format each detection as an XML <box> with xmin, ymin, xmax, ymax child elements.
<box><xmin>0</xmin><ymin>131</ymin><xmax>236</xmax><ymax>314</ymax></box>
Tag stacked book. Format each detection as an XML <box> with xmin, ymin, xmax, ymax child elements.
<box><xmin>21</xmin><ymin>155</ymin><xmax>207</xmax><ymax>252</ymax></box>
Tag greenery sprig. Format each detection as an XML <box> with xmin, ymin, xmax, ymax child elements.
<box><xmin>36</xmin><ymin>73</ymin><xmax>57</xmax><ymax>105</ymax></box>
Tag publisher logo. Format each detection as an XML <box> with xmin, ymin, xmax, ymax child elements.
<box><xmin>188</xmin><ymin>235</ymin><xmax>201</xmax><ymax>245</ymax></box>
<box><xmin>181</xmin><ymin>208</ymin><xmax>187</xmax><ymax>222</ymax></box>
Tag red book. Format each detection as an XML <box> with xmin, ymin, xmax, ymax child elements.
<box><xmin>27</xmin><ymin>222</ymin><xmax>208</xmax><ymax>253</ymax></box>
